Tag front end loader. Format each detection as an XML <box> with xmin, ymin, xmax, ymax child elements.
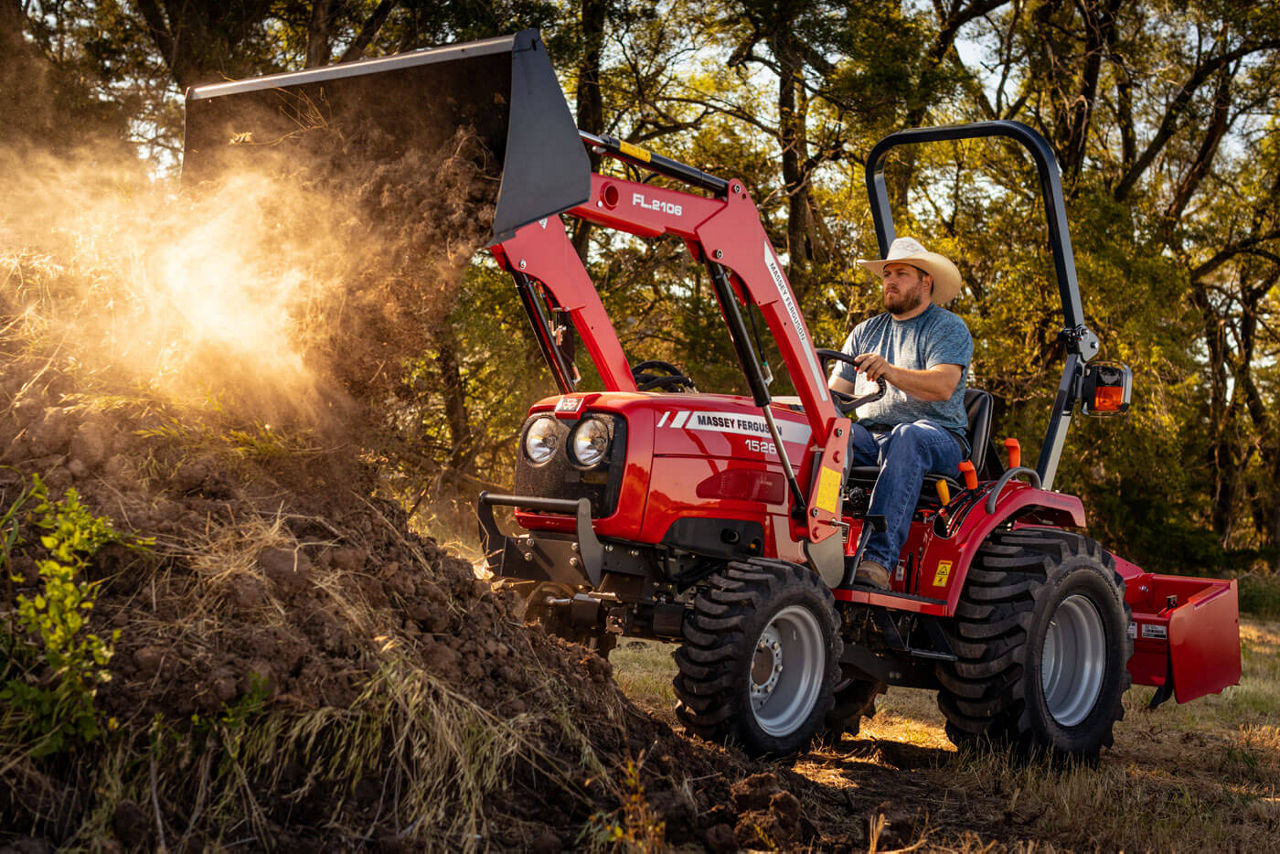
<box><xmin>183</xmin><ymin>30</ymin><xmax>1242</xmax><ymax>760</ymax></box>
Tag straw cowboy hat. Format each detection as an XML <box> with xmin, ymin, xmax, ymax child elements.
<box><xmin>858</xmin><ymin>237</ymin><xmax>963</xmax><ymax>304</ymax></box>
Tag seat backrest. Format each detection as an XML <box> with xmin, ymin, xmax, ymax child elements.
<box><xmin>964</xmin><ymin>388</ymin><xmax>994</xmax><ymax>476</ymax></box>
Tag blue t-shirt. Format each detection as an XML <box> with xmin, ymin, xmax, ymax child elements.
<box><xmin>835</xmin><ymin>303</ymin><xmax>973</xmax><ymax>440</ymax></box>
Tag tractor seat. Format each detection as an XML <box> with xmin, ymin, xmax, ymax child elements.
<box><xmin>844</xmin><ymin>388</ymin><xmax>996</xmax><ymax>499</ymax></box>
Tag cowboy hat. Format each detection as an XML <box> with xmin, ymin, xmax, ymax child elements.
<box><xmin>858</xmin><ymin>237</ymin><xmax>963</xmax><ymax>304</ymax></box>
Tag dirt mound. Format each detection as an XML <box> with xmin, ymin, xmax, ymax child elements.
<box><xmin>0</xmin><ymin>349</ymin><xmax>852</xmax><ymax>849</ymax></box>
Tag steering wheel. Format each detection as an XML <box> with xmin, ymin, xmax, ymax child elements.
<box><xmin>816</xmin><ymin>349</ymin><xmax>887</xmax><ymax>417</ymax></box>
<box><xmin>632</xmin><ymin>360</ymin><xmax>697</xmax><ymax>393</ymax></box>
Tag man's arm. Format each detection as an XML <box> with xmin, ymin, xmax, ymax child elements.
<box><xmin>829</xmin><ymin>374</ymin><xmax>858</xmax><ymax>396</ymax></box>
<box><xmin>852</xmin><ymin>353</ymin><xmax>961</xmax><ymax>402</ymax></box>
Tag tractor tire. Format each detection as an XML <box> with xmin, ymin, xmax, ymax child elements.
<box><xmin>673</xmin><ymin>559</ymin><xmax>841</xmax><ymax>757</ymax></box>
<box><xmin>936</xmin><ymin>529</ymin><xmax>1132</xmax><ymax>761</ymax></box>
<box><xmin>817</xmin><ymin>675</ymin><xmax>885</xmax><ymax>748</ymax></box>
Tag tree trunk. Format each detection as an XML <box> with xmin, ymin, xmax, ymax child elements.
<box><xmin>571</xmin><ymin>0</ymin><xmax>607</xmax><ymax>260</ymax></box>
<box><xmin>773</xmin><ymin>30</ymin><xmax>815</xmax><ymax>299</ymax></box>
<box><xmin>435</xmin><ymin>331</ymin><xmax>473</xmax><ymax>477</ymax></box>
<box><xmin>306</xmin><ymin>0</ymin><xmax>338</xmax><ymax>68</ymax></box>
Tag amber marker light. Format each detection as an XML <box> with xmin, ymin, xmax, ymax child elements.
<box><xmin>1093</xmin><ymin>385</ymin><xmax>1125</xmax><ymax>412</ymax></box>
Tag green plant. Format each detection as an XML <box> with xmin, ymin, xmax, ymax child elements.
<box><xmin>2</xmin><ymin>475</ymin><xmax>128</xmax><ymax>754</ymax></box>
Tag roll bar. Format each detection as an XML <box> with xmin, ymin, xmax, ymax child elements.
<box><xmin>864</xmin><ymin>120</ymin><xmax>1101</xmax><ymax>491</ymax></box>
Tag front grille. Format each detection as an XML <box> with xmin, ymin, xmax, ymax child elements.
<box><xmin>512</xmin><ymin>413</ymin><xmax>627</xmax><ymax>517</ymax></box>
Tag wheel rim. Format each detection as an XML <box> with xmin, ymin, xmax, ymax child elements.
<box><xmin>1040</xmin><ymin>593</ymin><xmax>1106</xmax><ymax>727</ymax></box>
<box><xmin>749</xmin><ymin>605</ymin><xmax>825</xmax><ymax>736</ymax></box>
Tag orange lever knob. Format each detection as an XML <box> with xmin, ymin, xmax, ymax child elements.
<box><xmin>958</xmin><ymin>460</ymin><xmax>978</xmax><ymax>490</ymax></box>
<box><xmin>1004</xmin><ymin>438</ymin><xmax>1021</xmax><ymax>469</ymax></box>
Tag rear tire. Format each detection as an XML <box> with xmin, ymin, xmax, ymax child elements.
<box><xmin>936</xmin><ymin>529</ymin><xmax>1131</xmax><ymax>761</ymax></box>
<box><xmin>673</xmin><ymin>559</ymin><xmax>841</xmax><ymax>757</ymax></box>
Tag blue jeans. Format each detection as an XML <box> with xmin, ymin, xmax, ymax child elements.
<box><xmin>848</xmin><ymin>420</ymin><xmax>964</xmax><ymax>568</ymax></box>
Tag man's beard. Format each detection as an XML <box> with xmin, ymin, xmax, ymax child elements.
<box><xmin>884</xmin><ymin>285</ymin><xmax>923</xmax><ymax>315</ymax></box>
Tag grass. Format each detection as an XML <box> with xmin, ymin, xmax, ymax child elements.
<box><xmin>609</xmin><ymin>616</ymin><xmax>1280</xmax><ymax>850</ymax></box>
<box><xmin>609</xmin><ymin>640</ymin><xmax>677</xmax><ymax>715</ymax></box>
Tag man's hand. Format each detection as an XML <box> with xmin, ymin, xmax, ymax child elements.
<box><xmin>852</xmin><ymin>353</ymin><xmax>962</xmax><ymax>402</ymax></box>
<box><xmin>853</xmin><ymin>353</ymin><xmax>893</xmax><ymax>382</ymax></box>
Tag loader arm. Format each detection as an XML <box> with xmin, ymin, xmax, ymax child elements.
<box><xmin>492</xmin><ymin>168</ymin><xmax>850</xmax><ymax>547</ymax></box>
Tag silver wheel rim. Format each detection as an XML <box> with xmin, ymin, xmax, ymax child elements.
<box><xmin>1041</xmin><ymin>593</ymin><xmax>1106</xmax><ymax>727</ymax></box>
<box><xmin>749</xmin><ymin>605</ymin><xmax>825</xmax><ymax>736</ymax></box>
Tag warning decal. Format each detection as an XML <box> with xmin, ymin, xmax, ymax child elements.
<box><xmin>933</xmin><ymin>560</ymin><xmax>953</xmax><ymax>587</ymax></box>
<box><xmin>1140</xmin><ymin>623</ymin><xmax>1168</xmax><ymax>640</ymax></box>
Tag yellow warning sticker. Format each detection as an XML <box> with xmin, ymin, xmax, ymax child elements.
<box><xmin>618</xmin><ymin>140</ymin><xmax>652</xmax><ymax>163</ymax></box>
<box><xmin>933</xmin><ymin>561</ymin><xmax>953</xmax><ymax>587</ymax></box>
<box><xmin>815</xmin><ymin>467</ymin><xmax>841</xmax><ymax>514</ymax></box>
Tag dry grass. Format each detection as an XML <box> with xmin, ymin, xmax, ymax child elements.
<box><xmin>609</xmin><ymin>617</ymin><xmax>1280</xmax><ymax>849</ymax></box>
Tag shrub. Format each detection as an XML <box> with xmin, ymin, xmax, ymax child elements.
<box><xmin>1</xmin><ymin>475</ymin><xmax>132</xmax><ymax>755</ymax></box>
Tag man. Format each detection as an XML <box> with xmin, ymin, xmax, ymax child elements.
<box><xmin>829</xmin><ymin>237</ymin><xmax>972</xmax><ymax>589</ymax></box>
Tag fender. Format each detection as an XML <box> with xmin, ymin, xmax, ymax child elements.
<box><xmin>920</xmin><ymin>480</ymin><xmax>1086</xmax><ymax>617</ymax></box>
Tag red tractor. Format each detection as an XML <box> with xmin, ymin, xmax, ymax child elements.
<box><xmin>185</xmin><ymin>30</ymin><xmax>1241</xmax><ymax>759</ymax></box>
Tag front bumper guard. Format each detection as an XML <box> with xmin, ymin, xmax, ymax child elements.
<box><xmin>477</xmin><ymin>492</ymin><xmax>603</xmax><ymax>587</ymax></box>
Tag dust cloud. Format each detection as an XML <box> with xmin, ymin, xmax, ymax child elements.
<box><xmin>0</xmin><ymin>124</ymin><xmax>496</xmax><ymax>433</ymax></box>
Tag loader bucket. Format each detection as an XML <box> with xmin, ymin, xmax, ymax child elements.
<box><xmin>182</xmin><ymin>29</ymin><xmax>589</xmax><ymax>244</ymax></box>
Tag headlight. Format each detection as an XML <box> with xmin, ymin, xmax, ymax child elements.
<box><xmin>524</xmin><ymin>416</ymin><xmax>558</xmax><ymax>464</ymax></box>
<box><xmin>569</xmin><ymin>417</ymin><xmax>611</xmax><ymax>467</ymax></box>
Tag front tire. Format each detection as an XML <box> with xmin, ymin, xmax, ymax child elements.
<box><xmin>936</xmin><ymin>530</ymin><xmax>1131</xmax><ymax>760</ymax></box>
<box><xmin>673</xmin><ymin>559</ymin><xmax>841</xmax><ymax>757</ymax></box>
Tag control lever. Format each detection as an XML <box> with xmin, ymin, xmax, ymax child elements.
<box><xmin>839</xmin><ymin>515</ymin><xmax>887</xmax><ymax>588</ymax></box>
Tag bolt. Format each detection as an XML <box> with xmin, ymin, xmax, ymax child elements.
<box><xmin>570</xmin><ymin>557</ymin><xmax>581</xmax><ymax>568</ymax></box>
<box><xmin>731</xmin><ymin>182</ymin><xmax>741</xmax><ymax>193</ymax></box>
<box><xmin>571</xmin><ymin>542</ymin><xmax>580</xmax><ymax>553</ymax></box>
<box><xmin>810</xmin><ymin>508</ymin><xmax>819</xmax><ymax>517</ymax></box>
<box><xmin>629</xmin><ymin>550</ymin><xmax>640</xmax><ymax>557</ymax></box>
<box><xmin>528</xmin><ymin>538</ymin><xmax>536</xmax><ymax>547</ymax></box>
<box><xmin>604</xmin><ymin>544</ymin><xmax>614</xmax><ymax>552</ymax></box>
<box><xmin>835</xmin><ymin>427</ymin><xmax>843</xmax><ymax>437</ymax></box>
<box><xmin>524</xmin><ymin>553</ymin><xmax>534</xmax><ymax>562</ymax></box>
<box><xmin>714</xmin><ymin>249</ymin><xmax>723</xmax><ymax>259</ymax></box>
